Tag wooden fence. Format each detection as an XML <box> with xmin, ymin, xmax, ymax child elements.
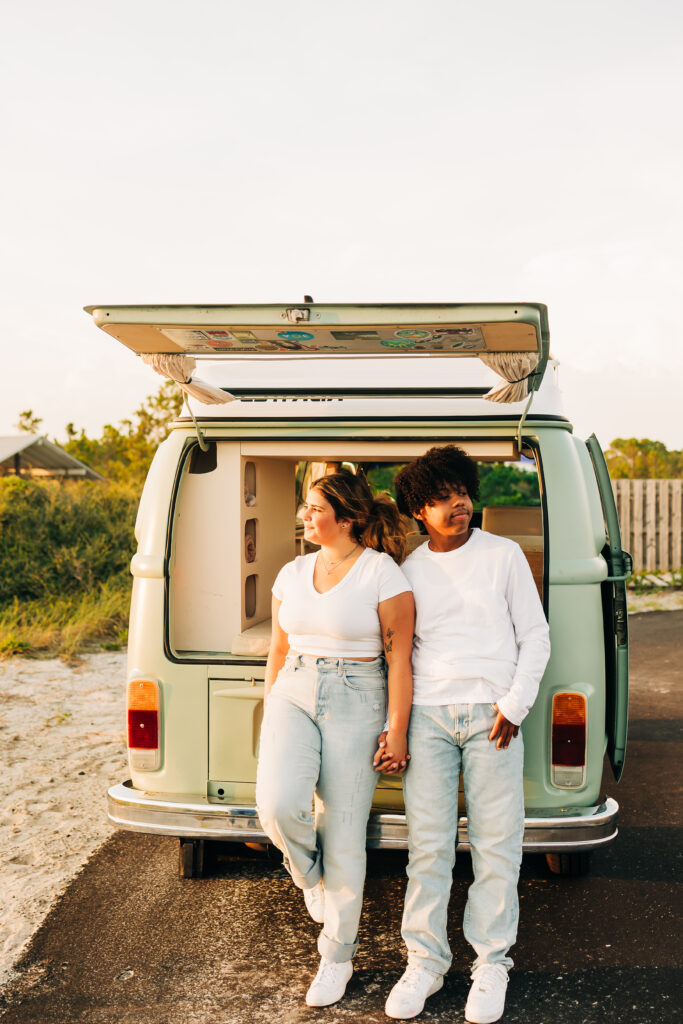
<box><xmin>612</xmin><ymin>479</ymin><xmax>683</xmax><ymax>572</ymax></box>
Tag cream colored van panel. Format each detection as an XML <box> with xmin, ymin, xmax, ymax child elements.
<box><xmin>541</xmin><ymin>430</ymin><xmax>606</xmax><ymax>565</ymax></box>
<box><xmin>240</xmin><ymin>456</ymin><xmax>296</xmax><ymax>631</ymax></box>
<box><xmin>240</xmin><ymin>441</ymin><xmax>517</xmax><ymax>461</ymax></box>
<box><xmin>168</xmin><ymin>444</ymin><xmax>296</xmax><ymax>654</ymax></box>
<box><xmin>170</xmin><ymin>443</ymin><xmax>241</xmax><ymax>653</ymax></box>
<box><xmin>573</xmin><ymin>435</ymin><xmax>610</xmax><ymax>556</ymax></box>
<box><xmin>127</xmin><ymin>576</ymin><xmax>208</xmax><ymax>794</ymax></box>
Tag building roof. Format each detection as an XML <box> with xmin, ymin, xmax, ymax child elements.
<box><xmin>0</xmin><ymin>436</ymin><xmax>105</xmax><ymax>482</ymax></box>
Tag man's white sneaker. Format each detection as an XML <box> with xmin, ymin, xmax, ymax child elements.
<box><xmin>385</xmin><ymin>965</ymin><xmax>444</xmax><ymax>1019</ymax></box>
<box><xmin>305</xmin><ymin>956</ymin><xmax>353</xmax><ymax>1007</ymax></box>
<box><xmin>464</xmin><ymin>963</ymin><xmax>509</xmax><ymax>1024</ymax></box>
<box><xmin>302</xmin><ymin>880</ymin><xmax>325</xmax><ymax>923</ymax></box>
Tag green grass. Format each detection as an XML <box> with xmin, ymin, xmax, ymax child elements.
<box><xmin>0</xmin><ymin>574</ymin><xmax>131</xmax><ymax>661</ymax></box>
<box><xmin>628</xmin><ymin>568</ymin><xmax>683</xmax><ymax>593</ymax></box>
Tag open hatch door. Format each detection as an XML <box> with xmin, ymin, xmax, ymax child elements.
<box><xmin>84</xmin><ymin>301</ymin><xmax>549</xmax><ymax>393</ymax></box>
<box><xmin>586</xmin><ymin>435</ymin><xmax>630</xmax><ymax>782</ymax></box>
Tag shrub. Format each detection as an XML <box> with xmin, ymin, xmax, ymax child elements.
<box><xmin>0</xmin><ymin>477</ymin><xmax>137</xmax><ymax>607</ymax></box>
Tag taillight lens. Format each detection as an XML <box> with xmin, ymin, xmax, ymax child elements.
<box><xmin>551</xmin><ymin>692</ymin><xmax>587</xmax><ymax>788</ymax></box>
<box><xmin>127</xmin><ymin>679</ymin><xmax>161</xmax><ymax>771</ymax></box>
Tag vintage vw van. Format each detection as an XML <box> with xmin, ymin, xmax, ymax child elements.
<box><xmin>85</xmin><ymin>302</ymin><xmax>629</xmax><ymax>878</ymax></box>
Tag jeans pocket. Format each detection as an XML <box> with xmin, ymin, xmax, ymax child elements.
<box><xmin>342</xmin><ymin>668</ymin><xmax>386</xmax><ymax>692</ymax></box>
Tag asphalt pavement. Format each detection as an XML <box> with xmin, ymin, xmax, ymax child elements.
<box><xmin>1</xmin><ymin>611</ymin><xmax>681</xmax><ymax>1024</ymax></box>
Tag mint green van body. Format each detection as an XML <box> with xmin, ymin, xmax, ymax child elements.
<box><xmin>86</xmin><ymin>302</ymin><xmax>629</xmax><ymax>877</ymax></box>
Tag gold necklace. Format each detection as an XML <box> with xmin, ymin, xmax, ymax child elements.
<box><xmin>319</xmin><ymin>545</ymin><xmax>360</xmax><ymax>575</ymax></box>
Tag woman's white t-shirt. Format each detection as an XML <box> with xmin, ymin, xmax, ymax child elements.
<box><xmin>272</xmin><ymin>547</ymin><xmax>412</xmax><ymax>658</ymax></box>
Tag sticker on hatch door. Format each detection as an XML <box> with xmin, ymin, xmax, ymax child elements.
<box><xmin>431</xmin><ymin>326</ymin><xmax>485</xmax><ymax>349</ymax></box>
<box><xmin>161</xmin><ymin>329</ymin><xmax>236</xmax><ymax>351</ymax></box>
<box><xmin>394</xmin><ymin>329</ymin><xmax>433</xmax><ymax>340</ymax></box>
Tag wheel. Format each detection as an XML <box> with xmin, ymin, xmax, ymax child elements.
<box><xmin>179</xmin><ymin>838</ymin><xmax>205</xmax><ymax>878</ymax></box>
<box><xmin>545</xmin><ymin>851</ymin><xmax>592</xmax><ymax>876</ymax></box>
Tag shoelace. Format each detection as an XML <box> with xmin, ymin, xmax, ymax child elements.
<box><xmin>315</xmin><ymin>959</ymin><xmax>344</xmax><ymax>983</ymax></box>
<box><xmin>472</xmin><ymin>965</ymin><xmax>506</xmax><ymax>993</ymax></box>
<box><xmin>398</xmin><ymin>967</ymin><xmax>430</xmax><ymax>993</ymax></box>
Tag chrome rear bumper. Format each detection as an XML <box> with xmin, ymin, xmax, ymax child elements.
<box><xmin>108</xmin><ymin>781</ymin><xmax>618</xmax><ymax>853</ymax></box>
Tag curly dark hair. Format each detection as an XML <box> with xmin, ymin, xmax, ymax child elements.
<box><xmin>394</xmin><ymin>445</ymin><xmax>480</xmax><ymax>518</ymax></box>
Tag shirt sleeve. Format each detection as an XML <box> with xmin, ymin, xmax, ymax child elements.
<box><xmin>272</xmin><ymin>559</ymin><xmax>295</xmax><ymax>601</ymax></box>
<box><xmin>496</xmin><ymin>544</ymin><xmax>551</xmax><ymax>726</ymax></box>
<box><xmin>376</xmin><ymin>553</ymin><xmax>413</xmax><ymax>603</ymax></box>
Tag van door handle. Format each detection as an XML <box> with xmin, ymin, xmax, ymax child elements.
<box><xmin>214</xmin><ymin>687</ymin><xmax>264</xmax><ymax>700</ymax></box>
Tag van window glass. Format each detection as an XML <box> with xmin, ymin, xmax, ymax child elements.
<box><xmin>363</xmin><ymin>461</ymin><xmax>540</xmax><ymax>507</ymax></box>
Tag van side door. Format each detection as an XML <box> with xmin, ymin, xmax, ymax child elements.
<box><xmin>586</xmin><ymin>435</ymin><xmax>631</xmax><ymax>782</ymax></box>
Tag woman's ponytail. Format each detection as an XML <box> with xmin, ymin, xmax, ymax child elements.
<box><xmin>310</xmin><ymin>471</ymin><xmax>409</xmax><ymax>563</ymax></box>
<box><xmin>361</xmin><ymin>493</ymin><xmax>408</xmax><ymax>564</ymax></box>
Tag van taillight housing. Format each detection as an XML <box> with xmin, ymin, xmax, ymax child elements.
<box><xmin>551</xmin><ymin>692</ymin><xmax>587</xmax><ymax>789</ymax></box>
<box><xmin>127</xmin><ymin>679</ymin><xmax>161</xmax><ymax>771</ymax></box>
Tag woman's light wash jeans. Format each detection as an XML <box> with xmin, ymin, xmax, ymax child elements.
<box><xmin>402</xmin><ymin>703</ymin><xmax>524</xmax><ymax>975</ymax></box>
<box><xmin>256</xmin><ymin>653</ymin><xmax>386</xmax><ymax>963</ymax></box>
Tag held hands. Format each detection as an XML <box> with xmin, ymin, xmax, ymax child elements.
<box><xmin>373</xmin><ymin>730</ymin><xmax>410</xmax><ymax>775</ymax></box>
<box><xmin>488</xmin><ymin>704</ymin><xmax>520</xmax><ymax>749</ymax></box>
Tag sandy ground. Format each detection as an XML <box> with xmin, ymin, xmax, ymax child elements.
<box><xmin>0</xmin><ymin>652</ymin><xmax>127</xmax><ymax>989</ymax></box>
<box><xmin>0</xmin><ymin>588</ymin><xmax>680</xmax><ymax>991</ymax></box>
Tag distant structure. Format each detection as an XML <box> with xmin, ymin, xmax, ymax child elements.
<box><xmin>0</xmin><ymin>435</ymin><xmax>104</xmax><ymax>482</ymax></box>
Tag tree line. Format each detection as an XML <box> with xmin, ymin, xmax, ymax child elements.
<box><xmin>604</xmin><ymin>438</ymin><xmax>683</xmax><ymax>479</ymax></box>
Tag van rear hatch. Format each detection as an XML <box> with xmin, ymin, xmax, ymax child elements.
<box><xmin>84</xmin><ymin>301</ymin><xmax>549</xmax><ymax>397</ymax></box>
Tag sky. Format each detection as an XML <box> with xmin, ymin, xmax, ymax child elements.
<box><xmin>2</xmin><ymin>0</ymin><xmax>682</xmax><ymax>448</ymax></box>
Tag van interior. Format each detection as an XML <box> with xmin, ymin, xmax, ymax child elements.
<box><xmin>168</xmin><ymin>442</ymin><xmax>543</xmax><ymax>662</ymax></box>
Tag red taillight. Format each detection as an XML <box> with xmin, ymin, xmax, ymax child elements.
<box><xmin>551</xmin><ymin>692</ymin><xmax>587</xmax><ymax>788</ymax></box>
<box><xmin>127</xmin><ymin>679</ymin><xmax>160</xmax><ymax>770</ymax></box>
<box><xmin>128</xmin><ymin>709</ymin><xmax>159</xmax><ymax>749</ymax></box>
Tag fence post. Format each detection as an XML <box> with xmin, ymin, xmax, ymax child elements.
<box><xmin>672</xmin><ymin>481</ymin><xmax>682</xmax><ymax>571</ymax></box>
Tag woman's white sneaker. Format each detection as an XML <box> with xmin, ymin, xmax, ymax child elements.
<box><xmin>305</xmin><ymin>956</ymin><xmax>353</xmax><ymax>1006</ymax></box>
<box><xmin>464</xmin><ymin>963</ymin><xmax>509</xmax><ymax>1023</ymax></box>
<box><xmin>303</xmin><ymin>880</ymin><xmax>325</xmax><ymax>923</ymax></box>
<box><xmin>385</xmin><ymin>965</ymin><xmax>444</xmax><ymax>1019</ymax></box>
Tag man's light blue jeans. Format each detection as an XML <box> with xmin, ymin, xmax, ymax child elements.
<box><xmin>402</xmin><ymin>703</ymin><xmax>525</xmax><ymax>975</ymax></box>
<box><xmin>256</xmin><ymin>653</ymin><xmax>386</xmax><ymax>963</ymax></box>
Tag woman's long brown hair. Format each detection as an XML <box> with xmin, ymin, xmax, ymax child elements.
<box><xmin>310</xmin><ymin>471</ymin><xmax>408</xmax><ymax>564</ymax></box>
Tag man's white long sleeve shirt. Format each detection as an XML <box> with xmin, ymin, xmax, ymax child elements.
<box><xmin>401</xmin><ymin>528</ymin><xmax>551</xmax><ymax>726</ymax></box>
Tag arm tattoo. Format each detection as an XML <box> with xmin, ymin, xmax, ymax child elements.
<box><xmin>384</xmin><ymin>627</ymin><xmax>395</xmax><ymax>654</ymax></box>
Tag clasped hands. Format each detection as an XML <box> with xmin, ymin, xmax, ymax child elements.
<box><xmin>373</xmin><ymin>730</ymin><xmax>410</xmax><ymax>775</ymax></box>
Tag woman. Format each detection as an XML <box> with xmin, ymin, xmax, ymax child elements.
<box><xmin>256</xmin><ymin>471</ymin><xmax>414</xmax><ymax>1008</ymax></box>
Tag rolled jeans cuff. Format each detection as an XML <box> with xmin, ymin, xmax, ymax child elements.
<box><xmin>292</xmin><ymin>859</ymin><xmax>323</xmax><ymax>891</ymax></box>
<box><xmin>318</xmin><ymin>931</ymin><xmax>358</xmax><ymax>963</ymax></box>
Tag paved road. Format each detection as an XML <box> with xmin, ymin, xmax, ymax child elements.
<box><xmin>1</xmin><ymin>612</ymin><xmax>681</xmax><ymax>1024</ymax></box>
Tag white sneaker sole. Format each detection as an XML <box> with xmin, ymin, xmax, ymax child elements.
<box><xmin>465</xmin><ymin>1010</ymin><xmax>505</xmax><ymax>1024</ymax></box>
<box><xmin>465</xmin><ymin>992</ymin><xmax>506</xmax><ymax>1023</ymax></box>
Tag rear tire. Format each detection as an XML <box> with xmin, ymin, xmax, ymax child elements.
<box><xmin>545</xmin><ymin>851</ymin><xmax>592</xmax><ymax>876</ymax></box>
<box><xmin>179</xmin><ymin>838</ymin><xmax>205</xmax><ymax>878</ymax></box>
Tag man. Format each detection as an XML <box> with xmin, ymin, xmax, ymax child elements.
<box><xmin>375</xmin><ymin>445</ymin><xmax>550</xmax><ymax>1023</ymax></box>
